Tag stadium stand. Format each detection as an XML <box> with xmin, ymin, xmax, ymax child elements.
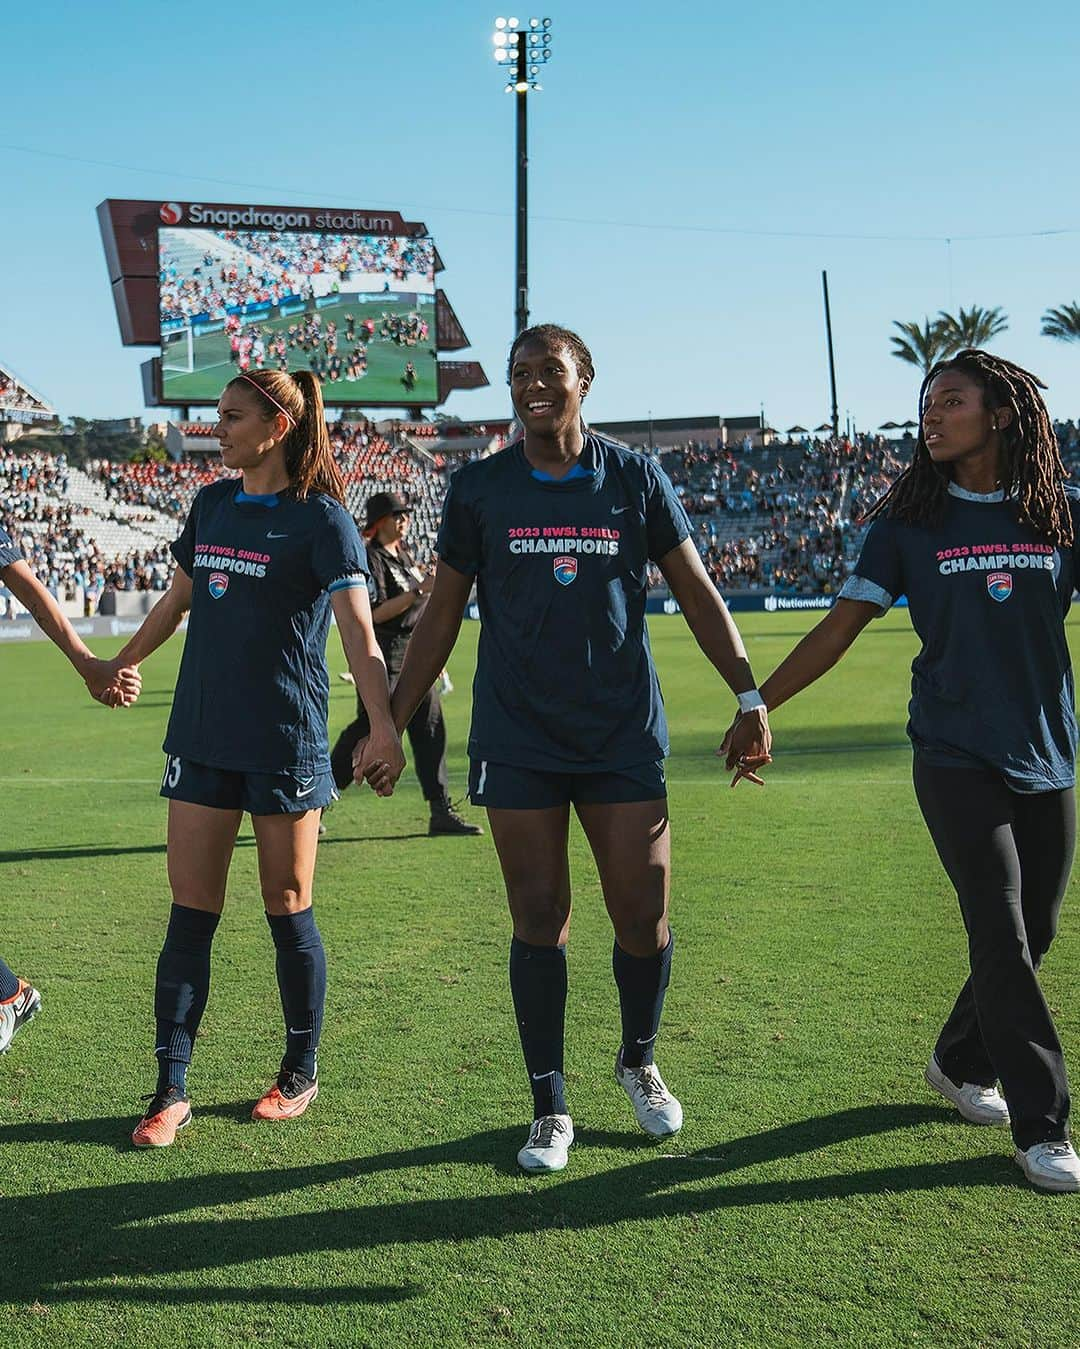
<box><xmin>4</xmin><ymin>421</ymin><xmax>1080</xmax><ymax>618</ymax></box>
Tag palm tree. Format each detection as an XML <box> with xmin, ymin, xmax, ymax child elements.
<box><xmin>938</xmin><ymin>305</ymin><xmax>1008</xmax><ymax>353</ymax></box>
<box><xmin>890</xmin><ymin>318</ymin><xmax>951</xmax><ymax>373</ymax></box>
<box><xmin>1041</xmin><ymin>303</ymin><xmax>1080</xmax><ymax>344</ymax></box>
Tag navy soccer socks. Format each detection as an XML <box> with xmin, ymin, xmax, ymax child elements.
<box><xmin>509</xmin><ymin>936</ymin><xmax>568</xmax><ymax>1118</ymax></box>
<box><xmin>154</xmin><ymin>904</ymin><xmax>221</xmax><ymax>1096</ymax></box>
<box><xmin>612</xmin><ymin>931</ymin><xmax>674</xmax><ymax>1069</ymax></box>
<box><xmin>0</xmin><ymin>955</ymin><xmax>20</xmax><ymax>1002</ymax></box>
<box><xmin>266</xmin><ymin>907</ymin><xmax>326</xmax><ymax>1079</ymax></box>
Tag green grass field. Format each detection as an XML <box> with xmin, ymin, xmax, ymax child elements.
<box><xmin>1</xmin><ymin>611</ymin><xmax>1077</xmax><ymax>1347</ymax></box>
<box><xmin>162</xmin><ymin>294</ymin><xmax>438</xmax><ymax>406</ymax></box>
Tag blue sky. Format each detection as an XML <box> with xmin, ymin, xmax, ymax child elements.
<box><xmin>3</xmin><ymin>0</ymin><xmax>1079</xmax><ymax>430</ymax></box>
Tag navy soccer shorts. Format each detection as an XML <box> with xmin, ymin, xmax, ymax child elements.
<box><xmin>160</xmin><ymin>755</ymin><xmax>338</xmax><ymax>815</ymax></box>
<box><xmin>468</xmin><ymin>758</ymin><xmax>666</xmax><ymax>810</ymax></box>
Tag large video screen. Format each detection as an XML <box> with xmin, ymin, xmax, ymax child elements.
<box><xmin>159</xmin><ymin>227</ymin><xmax>437</xmax><ymax>405</ymax></box>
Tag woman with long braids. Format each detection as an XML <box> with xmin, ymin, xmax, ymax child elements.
<box><xmin>724</xmin><ymin>349</ymin><xmax>1079</xmax><ymax>1192</ymax></box>
<box><xmin>116</xmin><ymin>369</ymin><xmax>404</xmax><ymax>1147</ymax></box>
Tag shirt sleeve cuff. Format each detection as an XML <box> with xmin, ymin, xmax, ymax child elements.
<box><xmin>327</xmin><ymin>574</ymin><xmax>369</xmax><ymax>593</ymax></box>
<box><xmin>435</xmin><ymin>551</ymin><xmax>479</xmax><ymax>577</ymax></box>
<box><xmin>838</xmin><ymin>574</ymin><xmax>894</xmax><ymax>615</ymax></box>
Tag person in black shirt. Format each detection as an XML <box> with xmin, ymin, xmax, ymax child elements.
<box><xmin>329</xmin><ymin>491</ymin><xmax>481</xmax><ymax>837</ymax></box>
<box><xmin>377</xmin><ymin>325</ymin><xmax>771</xmax><ymax>1172</ymax></box>
<box><xmin>725</xmin><ymin>349</ymin><xmax>1080</xmax><ymax>1193</ymax></box>
<box><xmin>115</xmin><ymin>369</ymin><xmax>404</xmax><ymax>1148</ymax></box>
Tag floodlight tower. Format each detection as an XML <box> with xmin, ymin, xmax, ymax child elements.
<box><xmin>492</xmin><ymin>16</ymin><xmax>552</xmax><ymax>336</ymax></box>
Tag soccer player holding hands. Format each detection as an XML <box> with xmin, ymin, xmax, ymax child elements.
<box><xmin>0</xmin><ymin>529</ymin><xmax>140</xmax><ymax>1053</ymax></box>
<box><xmin>725</xmin><ymin>351</ymin><xmax>1080</xmax><ymax>1193</ymax></box>
<box><xmin>111</xmin><ymin>370</ymin><xmax>403</xmax><ymax>1146</ymax></box>
<box><xmin>380</xmin><ymin>325</ymin><xmax>770</xmax><ymax>1172</ymax></box>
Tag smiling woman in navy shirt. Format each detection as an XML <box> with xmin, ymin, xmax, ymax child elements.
<box><xmin>113</xmin><ymin>369</ymin><xmax>405</xmax><ymax>1148</ymax></box>
<box><xmin>378</xmin><ymin>325</ymin><xmax>771</xmax><ymax>1172</ymax></box>
<box><xmin>725</xmin><ymin>349</ymin><xmax>1080</xmax><ymax>1193</ymax></box>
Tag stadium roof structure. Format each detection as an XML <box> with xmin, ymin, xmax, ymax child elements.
<box><xmin>593</xmin><ymin>414</ymin><xmax>779</xmax><ymax>449</ymax></box>
<box><xmin>0</xmin><ymin>362</ymin><xmax>56</xmax><ymax>425</ymax></box>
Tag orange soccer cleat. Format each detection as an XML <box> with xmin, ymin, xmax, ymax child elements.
<box><xmin>132</xmin><ymin>1087</ymin><xmax>192</xmax><ymax>1148</ymax></box>
<box><xmin>251</xmin><ymin>1068</ymin><xmax>319</xmax><ymax>1121</ymax></box>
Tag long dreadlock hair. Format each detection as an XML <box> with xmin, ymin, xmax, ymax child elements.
<box><xmin>863</xmin><ymin>348</ymin><xmax>1072</xmax><ymax>546</ymax></box>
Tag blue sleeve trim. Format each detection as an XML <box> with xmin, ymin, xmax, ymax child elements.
<box><xmin>838</xmin><ymin>574</ymin><xmax>894</xmax><ymax>615</ymax></box>
<box><xmin>327</xmin><ymin>574</ymin><xmax>368</xmax><ymax>593</ymax></box>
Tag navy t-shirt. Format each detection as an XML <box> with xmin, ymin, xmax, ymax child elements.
<box><xmin>436</xmin><ymin>433</ymin><xmax>691</xmax><ymax>771</ymax></box>
<box><xmin>165</xmin><ymin>479</ymin><xmax>368</xmax><ymax>774</ymax></box>
<box><xmin>840</xmin><ymin>483</ymin><xmax>1080</xmax><ymax>791</ymax></box>
<box><xmin>0</xmin><ymin>526</ymin><xmax>21</xmax><ymax>570</ymax></box>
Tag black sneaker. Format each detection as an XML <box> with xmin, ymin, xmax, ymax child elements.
<box><xmin>429</xmin><ymin>800</ymin><xmax>483</xmax><ymax>836</ymax></box>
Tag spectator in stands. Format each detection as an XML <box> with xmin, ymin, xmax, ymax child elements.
<box><xmin>329</xmin><ymin>491</ymin><xmax>481</xmax><ymax>837</ymax></box>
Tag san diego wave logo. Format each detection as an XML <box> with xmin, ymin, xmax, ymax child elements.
<box><xmin>553</xmin><ymin>556</ymin><xmax>578</xmax><ymax>586</ymax></box>
<box><xmin>208</xmin><ymin>572</ymin><xmax>230</xmax><ymax>600</ymax></box>
<box><xmin>987</xmin><ymin>572</ymin><xmax>1012</xmax><ymax>603</ymax></box>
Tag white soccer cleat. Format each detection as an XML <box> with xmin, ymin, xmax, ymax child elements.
<box><xmin>517</xmin><ymin>1114</ymin><xmax>574</xmax><ymax>1172</ymax></box>
<box><xmin>615</xmin><ymin>1049</ymin><xmax>683</xmax><ymax>1137</ymax></box>
<box><xmin>1014</xmin><ymin>1141</ymin><xmax>1080</xmax><ymax>1193</ymax></box>
<box><xmin>925</xmin><ymin>1055</ymin><xmax>1010</xmax><ymax>1125</ymax></box>
<box><xmin>0</xmin><ymin>980</ymin><xmax>41</xmax><ymax>1054</ymax></box>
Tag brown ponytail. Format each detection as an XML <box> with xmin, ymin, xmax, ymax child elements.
<box><xmin>226</xmin><ymin>369</ymin><xmax>346</xmax><ymax>503</ymax></box>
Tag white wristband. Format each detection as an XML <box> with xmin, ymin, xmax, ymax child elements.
<box><xmin>736</xmin><ymin>688</ymin><xmax>766</xmax><ymax>714</ymax></box>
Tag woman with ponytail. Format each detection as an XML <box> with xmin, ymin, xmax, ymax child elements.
<box><xmin>723</xmin><ymin>350</ymin><xmax>1080</xmax><ymax>1193</ymax></box>
<box><xmin>114</xmin><ymin>369</ymin><xmax>404</xmax><ymax>1147</ymax></box>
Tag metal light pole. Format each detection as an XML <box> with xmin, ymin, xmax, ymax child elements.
<box><xmin>493</xmin><ymin>17</ymin><xmax>552</xmax><ymax>336</ymax></box>
<box><xmin>821</xmin><ymin>270</ymin><xmax>840</xmax><ymax>441</ymax></box>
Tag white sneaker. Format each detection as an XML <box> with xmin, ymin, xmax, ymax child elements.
<box><xmin>517</xmin><ymin>1114</ymin><xmax>574</xmax><ymax>1172</ymax></box>
<box><xmin>925</xmin><ymin>1055</ymin><xmax>1010</xmax><ymax>1125</ymax></box>
<box><xmin>1014</xmin><ymin>1141</ymin><xmax>1080</xmax><ymax>1193</ymax></box>
<box><xmin>0</xmin><ymin>979</ymin><xmax>41</xmax><ymax>1054</ymax></box>
<box><xmin>615</xmin><ymin>1049</ymin><xmax>683</xmax><ymax>1136</ymax></box>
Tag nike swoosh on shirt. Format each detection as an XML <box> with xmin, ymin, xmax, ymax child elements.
<box><xmin>267</xmin><ymin>531</ymin><xmax>289</xmax><ymax>539</ymax></box>
<box><xmin>611</xmin><ymin>505</ymin><xmax>631</xmax><ymax>515</ymax></box>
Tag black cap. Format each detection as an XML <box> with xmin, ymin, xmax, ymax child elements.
<box><xmin>363</xmin><ymin>491</ymin><xmax>410</xmax><ymax>529</ymax></box>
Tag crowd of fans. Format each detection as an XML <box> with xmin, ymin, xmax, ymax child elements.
<box><xmin>654</xmin><ymin>432</ymin><xmax>902</xmax><ymax>593</ymax></box>
<box><xmin>160</xmin><ymin>231</ymin><xmax>434</xmax><ymax>326</ymax></box>
<box><xmin>225</xmin><ymin>231</ymin><xmax>434</xmax><ymax>287</ymax></box>
<box><xmin>5</xmin><ymin>418</ymin><xmax>1080</xmax><ymax>617</ymax></box>
<box><xmin>0</xmin><ymin>450</ymin><xmax>173</xmax><ymax>616</ymax></box>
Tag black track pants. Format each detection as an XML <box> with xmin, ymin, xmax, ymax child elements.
<box><xmin>330</xmin><ymin>673</ymin><xmax>449</xmax><ymax>802</ymax></box>
<box><xmin>913</xmin><ymin>755</ymin><xmax>1073</xmax><ymax>1149</ymax></box>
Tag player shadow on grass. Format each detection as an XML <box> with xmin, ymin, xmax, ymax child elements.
<box><xmin>0</xmin><ymin>1103</ymin><xmax>1018</xmax><ymax>1307</ymax></box>
<box><xmin>0</xmin><ymin>834</ymin><xmax>430</xmax><ymax>863</ymax></box>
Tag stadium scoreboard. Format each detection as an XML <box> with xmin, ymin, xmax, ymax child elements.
<box><xmin>98</xmin><ymin>198</ymin><xmax>488</xmax><ymax>410</ymax></box>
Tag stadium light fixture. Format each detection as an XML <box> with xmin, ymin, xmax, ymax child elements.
<box><xmin>491</xmin><ymin>17</ymin><xmax>553</xmax><ymax>336</ymax></box>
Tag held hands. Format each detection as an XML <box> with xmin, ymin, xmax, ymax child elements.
<box><xmin>83</xmin><ymin>657</ymin><xmax>142</xmax><ymax>709</ymax></box>
<box><xmin>718</xmin><ymin>706</ymin><xmax>773</xmax><ymax>788</ymax></box>
<box><xmin>352</xmin><ymin>724</ymin><xmax>407</xmax><ymax>797</ymax></box>
<box><xmin>416</xmin><ymin>571</ymin><xmax>435</xmax><ymax>597</ymax></box>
